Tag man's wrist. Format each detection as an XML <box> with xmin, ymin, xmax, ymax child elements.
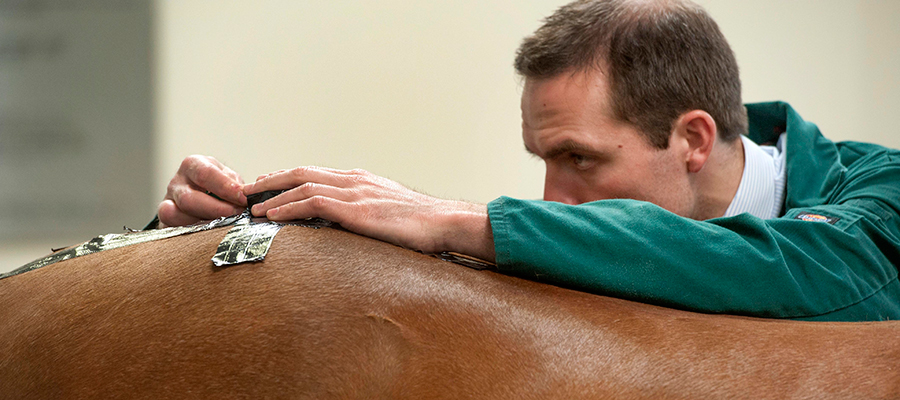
<box><xmin>434</xmin><ymin>200</ymin><xmax>496</xmax><ymax>263</ymax></box>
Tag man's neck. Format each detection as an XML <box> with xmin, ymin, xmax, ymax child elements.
<box><xmin>691</xmin><ymin>137</ymin><xmax>745</xmax><ymax>220</ymax></box>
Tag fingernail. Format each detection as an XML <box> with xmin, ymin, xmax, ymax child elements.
<box><xmin>251</xmin><ymin>204</ymin><xmax>261</xmax><ymax>215</ymax></box>
<box><xmin>268</xmin><ymin>207</ymin><xmax>279</xmax><ymax>218</ymax></box>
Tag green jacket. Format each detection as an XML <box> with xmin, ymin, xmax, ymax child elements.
<box><xmin>488</xmin><ymin>101</ymin><xmax>900</xmax><ymax>321</ymax></box>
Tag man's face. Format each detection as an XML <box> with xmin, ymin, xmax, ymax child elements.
<box><xmin>521</xmin><ymin>70</ymin><xmax>695</xmax><ymax>216</ymax></box>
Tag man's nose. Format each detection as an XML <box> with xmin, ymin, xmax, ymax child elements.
<box><xmin>543</xmin><ymin>170</ymin><xmax>579</xmax><ymax>205</ymax></box>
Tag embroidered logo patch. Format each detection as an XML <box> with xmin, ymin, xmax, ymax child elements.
<box><xmin>795</xmin><ymin>212</ymin><xmax>841</xmax><ymax>225</ymax></box>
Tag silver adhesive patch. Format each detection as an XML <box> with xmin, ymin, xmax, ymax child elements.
<box><xmin>0</xmin><ymin>212</ymin><xmax>246</xmax><ymax>280</ymax></box>
<box><xmin>210</xmin><ymin>215</ymin><xmax>334</xmax><ymax>267</ymax></box>
<box><xmin>211</xmin><ymin>222</ymin><xmax>283</xmax><ymax>267</ymax></box>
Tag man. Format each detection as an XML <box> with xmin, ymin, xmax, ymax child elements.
<box><xmin>156</xmin><ymin>0</ymin><xmax>900</xmax><ymax>321</ymax></box>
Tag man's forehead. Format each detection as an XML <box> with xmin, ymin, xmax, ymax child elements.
<box><xmin>522</xmin><ymin>70</ymin><xmax>612</xmax><ymax>116</ymax></box>
<box><xmin>523</xmin><ymin>68</ymin><xmax>609</xmax><ymax>91</ymax></box>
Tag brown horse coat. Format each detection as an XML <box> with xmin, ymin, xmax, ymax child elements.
<box><xmin>1</xmin><ymin>225</ymin><xmax>898</xmax><ymax>399</ymax></box>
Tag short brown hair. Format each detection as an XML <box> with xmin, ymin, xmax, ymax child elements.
<box><xmin>515</xmin><ymin>0</ymin><xmax>746</xmax><ymax>148</ymax></box>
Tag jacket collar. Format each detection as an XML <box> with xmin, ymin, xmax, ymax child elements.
<box><xmin>745</xmin><ymin>101</ymin><xmax>844</xmax><ymax>211</ymax></box>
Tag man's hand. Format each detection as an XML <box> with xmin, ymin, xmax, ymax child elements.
<box><xmin>157</xmin><ymin>155</ymin><xmax>247</xmax><ymax>228</ymax></box>
<box><xmin>243</xmin><ymin>166</ymin><xmax>496</xmax><ymax>262</ymax></box>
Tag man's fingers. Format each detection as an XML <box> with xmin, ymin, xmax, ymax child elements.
<box><xmin>244</xmin><ymin>166</ymin><xmax>355</xmax><ymax>195</ymax></box>
<box><xmin>181</xmin><ymin>156</ymin><xmax>246</xmax><ymax>206</ymax></box>
<box><xmin>256</xmin><ymin>166</ymin><xmax>356</xmax><ymax>181</ymax></box>
<box><xmin>157</xmin><ymin>199</ymin><xmax>202</xmax><ymax>228</ymax></box>
<box><xmin>171</xmin><ymin>186</ymin><xmax>246</xmax><ymax>220</ymax></box>
<box><xmin>223</xmin><ymin>165</ymin><xmax>245</xmax><ymax>185</ymax></box>
<box><xmin>255</xmin><ymin>169</ymin><xmax>288</xmax><ymax>182</ymax></box>
<box><xmin>250</xmin><ymin>183</ymin><xmax>350</xmax><ymax>217</ymax></box>
<box><xmin>264</xmin><ymin>195</ymin><xmax>350</xmax><ymax>224</ymax></box>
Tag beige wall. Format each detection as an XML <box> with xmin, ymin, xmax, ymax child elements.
<box><xmin>154</xmin><ymin>1</ymin><xmax>900</xmax><ymax>207</ymax></box>
<box><xmin>700</xmin><ymin>0</ymin><xmax>900</xmax><ymax>147</ymax></box>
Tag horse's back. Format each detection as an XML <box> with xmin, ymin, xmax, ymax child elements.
<box><xmin>2</xmin><ymin>225</ymin><xmax>899</xmax><ymax>399</ymax></box>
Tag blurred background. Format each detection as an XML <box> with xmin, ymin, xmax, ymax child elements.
<box><xmin>2</xmin><ymin>0</ymin><xmax>898</xmax><ymax>272</ymax></box>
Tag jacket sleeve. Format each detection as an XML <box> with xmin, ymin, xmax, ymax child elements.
<box><xmin>488</xmin><ymin>195</ymin><xmax>900</xmax><ymax>320</ymax></box>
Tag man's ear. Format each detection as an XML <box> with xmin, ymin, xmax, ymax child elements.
<box><xmin>672</xmin><ymin>110</ymin><xmax>717</xmax><ymax>173</ymax></box>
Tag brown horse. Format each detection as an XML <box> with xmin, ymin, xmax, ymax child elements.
<box><xmin>1</xmin><ymin>225</ymin><xmax>898</xmax><ymax>399</ymax></box>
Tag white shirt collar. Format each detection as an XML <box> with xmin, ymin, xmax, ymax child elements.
<box><xmin>722</xmin><ymin>134</ymin><xmax>787</xmax><ymax>220</ymax></box>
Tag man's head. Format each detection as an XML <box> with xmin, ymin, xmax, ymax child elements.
<box><xmin>517</xmin><ymin>0</ymin><xmax>747</xmax><ymax>219</ymax></box>
<box><xmin>516</xmin><ymin>0</ymin><xmax>745</xmax><ymax>148</ymax></box>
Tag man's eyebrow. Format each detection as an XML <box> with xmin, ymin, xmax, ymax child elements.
<box><xmin>538</xmin><ymin>139</ymin><xmax>600</xmax><ymax>159</ymax></box>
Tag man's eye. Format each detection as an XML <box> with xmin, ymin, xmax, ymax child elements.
<box><xmin>571</xmin><ymin>154</ymin><xmax>594</xmax><ymax>169</ymax></box>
